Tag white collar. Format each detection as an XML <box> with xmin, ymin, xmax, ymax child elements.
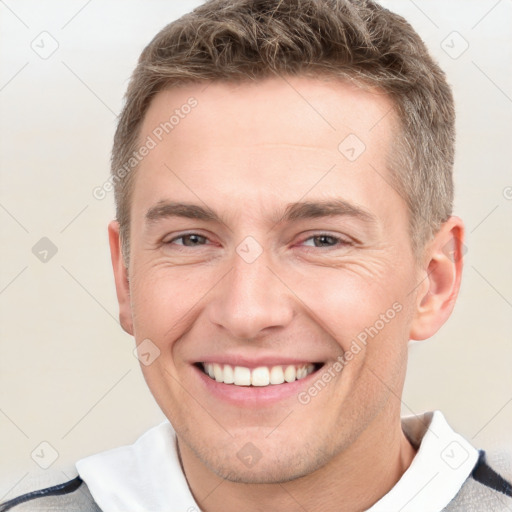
<box><xmin>367</xmin><ymin>410</ymin><xmax>479</xmax><ymax>511</ymax></box>
<box><xmin>77</xmin><ymin>421</ymin><xmax>197</xmax><ymax>511</ymax></box>
<box><xmin>76</xmin><ymin>410</ymin><xmax>478</xmax><ymax>512</ymax></box>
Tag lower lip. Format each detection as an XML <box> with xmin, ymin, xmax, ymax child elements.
<box><xmin>193</xmin><ymin>365</ymin><xmax>323</xmax><ymax>407</ymax></box>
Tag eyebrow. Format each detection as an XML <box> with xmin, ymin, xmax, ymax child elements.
<box><xmin>145</xmin><ymin>199</ymin><xmax>377</xmax><ymax>227</ymax></box>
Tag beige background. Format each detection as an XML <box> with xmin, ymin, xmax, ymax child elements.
<box><xmin>1</xmin><ymin>0</ymin><xmax>511</xmax><ymax>499</ymax></box>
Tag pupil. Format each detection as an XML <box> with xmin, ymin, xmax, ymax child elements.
<box><xmin>316</xmin><ymin>235</ymin><xmax>333</xmax><ymax>247</ymax></box>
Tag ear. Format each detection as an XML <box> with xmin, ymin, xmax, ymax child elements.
<box><xmin>108</xmin><ymin>220</ymin><xmax>134</xmax><ymax>335</ymax></box>
<box><xmin>409</xmin><ymin>216</ymin><xmax>465</xmax><ymax>341</ymax></box>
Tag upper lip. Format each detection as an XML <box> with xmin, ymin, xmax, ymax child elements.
<box><xmin>195</xmin><ymin>355</ymin><xmax>323</xmax><ymax>368</ymax></box>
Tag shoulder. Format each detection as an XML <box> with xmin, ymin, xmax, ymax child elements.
<box><xmin>444</xmin><ymin>449</ymin><xmax>512</xmax><ymax>511</ymax></box>
<box><xmin>0</xmin><ymin>476</ymin><xmax>102</xmax><ymax>512</ymax></box>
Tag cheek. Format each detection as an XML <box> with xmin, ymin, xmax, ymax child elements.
<box><xmin>129</xmin><ymin>264</ymin><xmax>213</xmax><ymax>337</ymax></box>
<box><xmin>129</xmin><ymin>250</ymin><xmax>415</xmax><ymax>355</ymax></box>
<box><xmin>288</xmin><ymin>262</ymin><xmax>402</xmax><ymax>347</ymax></box>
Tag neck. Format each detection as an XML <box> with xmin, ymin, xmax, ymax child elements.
<box><xmin>178</xmin><ymin>409</ymin><xmax>417</xmax><ymax>512</ymax></box>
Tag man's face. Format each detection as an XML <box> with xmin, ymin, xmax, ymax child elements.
<box><xmin>121</xmin><ymin>77</ymin><xmax>423</xmax><ymax>482</ymax></box>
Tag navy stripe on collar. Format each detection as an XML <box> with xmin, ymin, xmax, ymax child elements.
<box><xmin>0</xmin><ymin>476</ymin><xmax>83</xmax><ymax>511</ymax></box>
<box><xmin>472</xmin><ymin>450</ymin><xmax>512</xmax><ymax>497</ymax></box>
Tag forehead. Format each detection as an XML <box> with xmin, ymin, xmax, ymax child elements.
<box><xmin>132</xmin><ymin>76</ymin><xmax>401</xmax><ymax>225</ymax></box>
<box><xmin>140</xmin><ymin>75</ymin><xmax>395</xmax><ymax>154</ymax></box>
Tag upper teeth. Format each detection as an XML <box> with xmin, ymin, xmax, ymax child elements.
<box><xmin>202</xmin><ymin>363</ymin><xmax>315</xmax><ymax>386</ymax></box>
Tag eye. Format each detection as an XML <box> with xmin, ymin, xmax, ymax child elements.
<box><xmin>166</xmin><ymin>233</ymin><xmax>209</xmax><ymax>247</ymax></box>
<box><xmin>300</xmin><ymin>234</ymin><xmax>351</xmax><ymax>249</ymax></box>
<box><xmin>163</xmin><ymin>232</ymin><xmax>352</xmax><ymax>250</ymax></box>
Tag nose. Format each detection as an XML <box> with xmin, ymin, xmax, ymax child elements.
<box><xmin>207</xmin><ymin>245</ymin><xmax>295</xmax><ymax>340</ymax></box>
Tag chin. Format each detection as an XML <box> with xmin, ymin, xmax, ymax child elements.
<box><xmin>199</xmin><ymin>440</ymin><xmax>332</xmax><ymax>485</ymax></box>
<box><xmin>212</xmin><ymin>459</ymin><xmax>315</xmax><ymax>485</ymax></box>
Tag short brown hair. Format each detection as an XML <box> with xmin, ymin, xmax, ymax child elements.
<box><xmin>112</xmin><ymin>0</ymin><xmax>455</xmax><ymax>263</ymax></box>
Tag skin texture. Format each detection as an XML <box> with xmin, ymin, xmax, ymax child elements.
<box><xmin>109</xmin><ymin>76</ymin><xmax>465</xmax><ymax>511</ymax></box>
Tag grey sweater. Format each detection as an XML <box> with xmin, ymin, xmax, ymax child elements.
<box><xmin>1</xmin><ymin>450</ymin><xmax>511</xmax><ymax>511</ymax></box>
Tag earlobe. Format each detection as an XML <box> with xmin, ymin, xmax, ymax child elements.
<box><xmin>409</xmin><ymin>217</ymin><xmax>465</xmax><ymax>341</ymax></box>
<box><xmin>108</xmin><ymin>220</ymin><xmax>134</xmax><ymax>335</ymax></box>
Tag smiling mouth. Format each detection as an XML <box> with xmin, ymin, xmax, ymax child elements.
<box><xmin>198</xmin><ymin>362</ymin><xmax>323</xmax><ymax>387</ymax></box>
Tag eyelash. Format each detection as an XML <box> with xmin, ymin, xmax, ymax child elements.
<box><xmin>164</xmin><ymin>233</ymin><xmax>352</xmax><ymax>250</ymax></box>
